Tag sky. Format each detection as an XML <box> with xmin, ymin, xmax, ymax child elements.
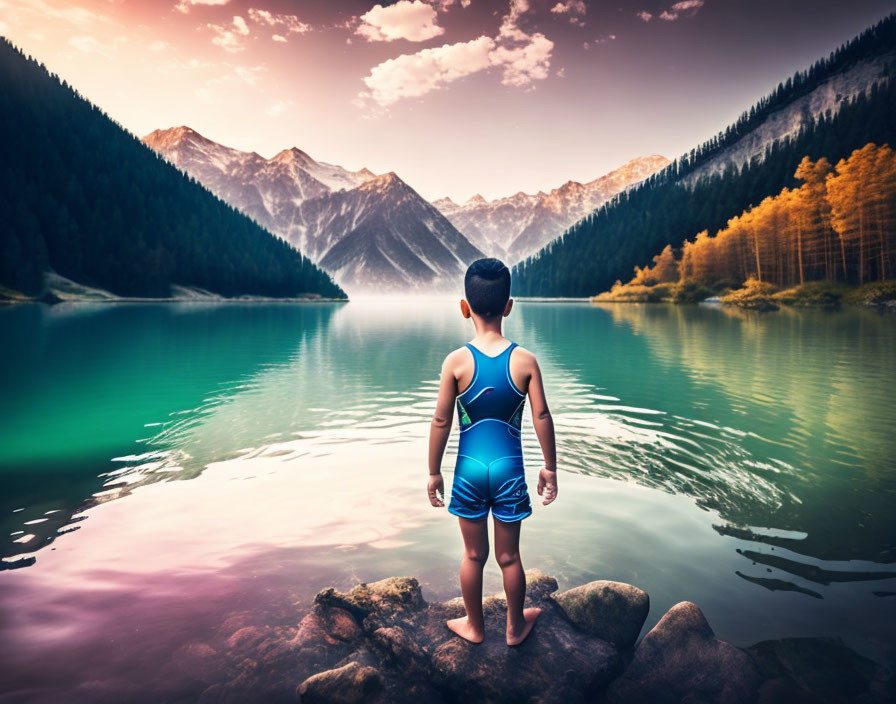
<box><xmin>2</xmin><ymin>0</ymin><xmax>895</xmax><ymax>202</ymax></box>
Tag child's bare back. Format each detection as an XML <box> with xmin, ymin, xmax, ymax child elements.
<box><xmin>427</xmin><ymin>258</ymin><xmax>557</xmax><ymax>646</ymax></box>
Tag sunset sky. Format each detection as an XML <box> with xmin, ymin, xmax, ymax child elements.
<box><xmin>2</xmin><ymin>0</ymin><xmax>894</xmax><ymax>201</ymax></box>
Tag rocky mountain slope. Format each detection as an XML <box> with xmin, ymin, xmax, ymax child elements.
<box><xmin>143</xmin><ymin>127</ymin><xmax>482</xmax><ymax>293</ymax></box>
<box><xmin>682</xmin><ymin>52</ymin><xmax>895</xmax><ymax>186</ymax></box>
<box><xmin>433</xmin><ymin>155</ymin><xmax>669</xmax><ymax>263</ymax></box>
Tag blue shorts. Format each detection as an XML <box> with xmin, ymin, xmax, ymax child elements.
<box><xmin>448</xmin><ymin>455</ymin><xmax>533</xmax><ymax>522</ymax></box>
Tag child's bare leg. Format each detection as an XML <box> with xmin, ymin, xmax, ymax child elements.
<box><xmin>494</xmin><ymin>517</ymin><xmax>541</xmax><ymax>646</ymax></box>
<box><xmin>446</xmin><ymin>516</ymin><xmax>488</xmax><ymax>643</ymax></box>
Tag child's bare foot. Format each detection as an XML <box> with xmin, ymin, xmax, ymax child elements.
<box><xmin>446</xmin><ymin>616</ymin><xmax>484</xmax><ymax>644</ymax></box>
<box><xmin>506</xmin><ymin>607</ymin><xmax>541</xmax><ymax>646</ymax></box>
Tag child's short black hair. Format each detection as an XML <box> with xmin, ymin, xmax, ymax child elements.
<box><xmin>464</xmin><ymin>258</ymin><xmax>511</xmax><ymax>318</ymax></box>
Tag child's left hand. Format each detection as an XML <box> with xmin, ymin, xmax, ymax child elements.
<box><xmin>427</xmin><ymin>473</ymin><xmax>445</xmax><ymax>507</ymax></box>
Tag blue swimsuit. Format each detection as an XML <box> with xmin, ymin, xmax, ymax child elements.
<box><xmin>448</xmin><ymin>341</ymin><xmax>532</xmax><ymax>522</ymax></box>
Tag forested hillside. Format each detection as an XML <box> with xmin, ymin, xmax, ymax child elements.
<box><xmin>600</xmin><ymin>143</ymin><xmax>896</xmax><ymax>303</ymax></box>
<box><xmin>0</xmin><ymin>38</ymin><xmax>345</xmax><ymax>299</ymax></box>
<box><xmin>512</xmin><ymin>14</ymin><xmax>896</xmax><ymax>297</ymax></box>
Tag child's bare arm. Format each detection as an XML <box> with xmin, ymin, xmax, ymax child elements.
<box><xmin>526</xmin><ymin>355</ymin><xmax>558</xmax><ymax>505</ymax></box>
<box><xmin>427</xmin><ymin>354</ymin><xmax>458</xmax><ymax>507</ymax></box>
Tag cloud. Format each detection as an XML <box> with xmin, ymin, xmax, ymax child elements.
<box><xmin>550</xmin><ymin>1</ymin><xmax>586</xmax><ymax>24</ymax></box>
<box><xmin>672</xmin><ymin>0</ymin><xmax>705</xmax><ymax>10</ymax></box>
<box><xmin>68</xmin><ymin>36</ymin><xmax>97</xmax><ymax>52</ymax></box>
<box><xmin>207</xmin><ymin>15</ymin><xmax>250</xmax><ymax>52</ymax></box>
<box><xmin>194</xmin><ymin>62</ymin><xmax>264</xmax><ymax>102</ymax></box>
<box><xmin>639</xmin><ymin>0</ymin><xmax>704</xmax><ymax>22</ymax></box>
<box><xmin>150</xmin><ymin>40</ymin><xmax>170</xmax><ymax>52</ymax></box>
<box><xmin>356</xmin><ymin>0</ymin><xmax>553</xmax><ymax>108</ymax></box>
<box><xmin>489</xmin><ymin>31</ymin><xmax>552</xmax><ymax>87</ymax></box>
<box><xmin>68</xmin><ymin>36</ymin><xmax>108</xmax><ymax>54</ymax></box>
<box><xmin>359</xmin><ymin>35</ymin><xmax>495</xmax><ymax>105</ymax></box>
<box><xmin>431</xmin><ymin>0</ymin><xmax>472</xmax><ymax>9</ymax></box>
<box><xmin>355</xmin><ymin>1</ymin><xmax>445</xmax><ymax>43</ymax></box>
<box><xmin>266</xmin><ymin>100</ymin><xmax>291</xmax><ymax>117</ymax></box>
<box><xmin>175</xmin><ymin>0</ymin><xmax>230</xmax><ymax>13</ymax></box>
<box><xmin>204</xmin><ymin>8</ymin><xmax>310</xmax><ymax>49</ymax></box>
<box><xmin>234</xmin><ymin>65</ymin><xmax>264</xmax><ymax>84</ymax></box>
<box><xmin>247</xmin><ymin>8</ymin><xmax>311</xmax><ymax>39</ymax></box>
<box><xmin>497</xmin><ymin>0</ymin><xmax>531</xmax><ymax>42</ymax></box>
<box><xmin>13</xmin><ymin>0</ymin><xmax>111</xmax><ymax>27</ymax></box>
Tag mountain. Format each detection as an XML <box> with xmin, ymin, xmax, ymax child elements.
<box><xmin>143</xmin><ymin>127</ymin><xmax>483</xmax><ymax>293</ymax></box>
<box><xmin>314</xmin><ymin>172</ymin><xmax>484</xmax><ymax>291</ymax></box>
<box><xmin>512</xmin><ymin>12</ymin><xmax>896</xmax><ymax>297</ymax></box>
<box><xmin>0</xmin><ymin>38</ymin><xmax>344</xmax><ymax>300</ymax></box>
<box><xmin>432</xmin><ymin>155</ymin><xmax>670</xmax><ymax>263</ymax></box>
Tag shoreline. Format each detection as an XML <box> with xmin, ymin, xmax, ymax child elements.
<box><xmin>591</xmin><ymin>280</ymin><xmax>896</xmax><ymax>311</ymax></box>
<box><xmin>0</xmin><ymin>292</ymin><xmax>350</xmax><ymax>305</ymax></box>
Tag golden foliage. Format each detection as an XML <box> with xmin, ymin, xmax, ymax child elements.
<box><xmin>615</xmin><ymin>142</ymin><xmax>896</xmax><ymax>293</ymax></box>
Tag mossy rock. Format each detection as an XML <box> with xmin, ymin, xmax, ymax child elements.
<box><xmin>552</xmin><ymin>580</ymin><xmax>649</xmax><ymax>650</ymax></box>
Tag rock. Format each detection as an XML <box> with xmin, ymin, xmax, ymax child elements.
<box><xmin>315</xmin><ymin>604</ymin><xmax>364</xmax><ymax>642</ymax></box>
<box><xmin>171</xmin><ymin>641</ymin><xmax>223</xmax><ymax>684</ymax></box>
<box><xmin>225</xmin><ymin>626</ymin><xmax>268</xmax><ymax>652</ymax></box>
<box><xmin>216</xmin><ymin>612</ymin><xmax>254</xmax><ymax>639</ymax></box>
<box><xmin>296</xmin><ymin>661</ymin><xmax>383</xmax><ymax>704</ymax></box>
<box><xmin>605</xmin><ymin>601</ymin><xmax>762</xmax><ymax>704</ymax></box>
<box><xmin>430</xmin><ymin>585</ymin><xmax>620</xmax><ymax>703</ymax></box>
<box><xmin>552</xmin><ymin>580</ymin><xmax>649</xmax><ymax>650</ymax></box>
<box><xmin>367</xmin><ymin>626</ymin><xmax>428</xmax><ymax>673</ymax></box>
<box><xmin>314</xmin><ymin>577</ymin><xmax>425</xmax><ymax>620</ymax></box>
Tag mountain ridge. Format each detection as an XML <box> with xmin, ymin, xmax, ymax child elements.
<box><xmin>432</xmin><ymin>155</ymin><xmax>670</xmax><ymax>263</ymax></box>
<box><xmin>144</xmin><ymin>127</ymin><xmax>483</xmax><ymax>293</ymax></box>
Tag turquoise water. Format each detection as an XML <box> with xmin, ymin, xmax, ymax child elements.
<box><xmin>1</xmin><ymin>299</ymin><xmax>895</xmax><ymax>698</ymax></box>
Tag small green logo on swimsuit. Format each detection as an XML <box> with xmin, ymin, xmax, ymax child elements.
<box><xmin>457</xmin><ymin>399</ymin><xmax>472</xmax><ymax>425</ymax></box>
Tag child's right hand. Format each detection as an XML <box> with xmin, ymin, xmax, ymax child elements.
<box><xmin>427</xmin><ymin>473</ymin><xmax>445</xmax><ymax>507</ymax></box>
<box><xmin>537</xmin><ymin>467</ymin><xmax>558</xmax><ymax>505</ymax></box>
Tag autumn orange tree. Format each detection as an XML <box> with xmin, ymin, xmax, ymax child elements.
<box><xmin>827</xmin><ymin>142</ymin><xmax>896</xmax><ymax>282</ymax></box>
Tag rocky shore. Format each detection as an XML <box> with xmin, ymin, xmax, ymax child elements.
<box><xmin>175</xmin><ymin>570</ymin><xmax>893</xmax><ymax>703</ymax></box>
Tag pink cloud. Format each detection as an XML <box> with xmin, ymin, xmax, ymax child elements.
<box><xmin>659</xmin><ymin>0</ymin><xmax>705</xmax><ymax>21</ymax></box>
<box><xmin>206</xmin><ymin>15</ymin><xmax>249</xmax><ymax>53</ymax></box>
<box><xmin>175</xmin><ymin>0</ymin><xmax>231</xmax><ymax>14</ymax></box>
<box><xmin>356</xmin><ymin>0</ymin><xmax>554</xmax><ymax>108</ymax></box>
<box><xmin>356</xmin><ymin>1</ymin><xmax>445</xmax><ymax>43</ymax></box>
<box><xmin>550</xmin><ymin>1</ymin><xmax>587</xmax><ymax>23</ymax></box>
<box><xmin>358</xmin><ymin>35</ymin><xmax>495</xmax><ymax>105</ymax></box>
<box><xmin>247</xmin><ymin>8</ymin><xmax>311</xmax><ymax>38</ymax></box>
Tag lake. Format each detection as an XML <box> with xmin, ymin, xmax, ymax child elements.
<box><xmin>1</xmin><ymin>299</ymin><xmax>895</xmax><ymax>701</ymax></box>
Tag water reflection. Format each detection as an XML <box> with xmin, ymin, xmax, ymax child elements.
<box><xmin>0</xmin><ymin>302</ymin><xmax>341</xmax><ymax>562</ymax></box>
<box><xmin>576</xmin><ymin>303</ymin><xmax>896</xmax><ymax>565</ymax></box>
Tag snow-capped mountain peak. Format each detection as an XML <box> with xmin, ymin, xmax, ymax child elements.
<box><xmin>142</xmin><ymin>127</ymin><xmax>482</xmax><ymax>294</ymax></box>
<box><xmin>432</xmin><ymin>155</ymin><xmax>670</xmax><ymax>262</ymax></box>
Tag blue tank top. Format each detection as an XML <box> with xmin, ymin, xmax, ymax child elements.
<box><xmin>455</xmin><ymin>341</ymin><xmax>526</xmax><ymax>464</ymax></box>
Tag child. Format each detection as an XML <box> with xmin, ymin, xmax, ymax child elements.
<box><xmin>427</xmin><ymin>258</ymin><xmax>558</xmax><ymax>646</ymax></box>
